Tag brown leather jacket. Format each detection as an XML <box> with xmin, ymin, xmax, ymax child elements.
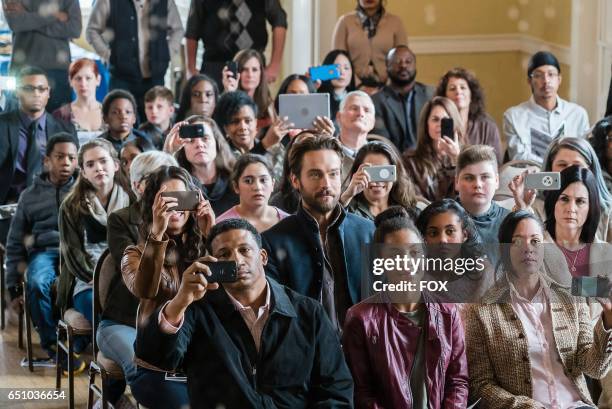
<box><xmin>121</xmin><ymin>234</ymin><xmax>186</xmax><ymax>330</ymax></box>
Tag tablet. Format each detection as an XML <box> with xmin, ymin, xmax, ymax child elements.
<box><xmin>278</xmin><ymin>94</ymin><xmax>330</xmax><ymax>129</ymax></box>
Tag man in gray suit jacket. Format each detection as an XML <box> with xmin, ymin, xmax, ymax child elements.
<box><xmin>0</xmin><ymin>66</ymin><xmax>77</xmax><ymax>206</ymax></box>
<box><xmin>371</xmin><ymin>46</ymin><xmax>434</xmax><ymax>153</ymax></box>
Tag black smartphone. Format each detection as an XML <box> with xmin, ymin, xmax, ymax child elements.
<box><xmin>161</xmin><ymin>191</ymin><xmax>199</xmax><ymax>211</ymax></box>
<box><xmin>179</xmin><ymin>124</ymin><xmax>205</xmax><ymax>139</ymax></box>
<box><xmin>441</xmin><ymin>117</ymin><xmax>454</xmax><ymax>139</ymax></box>
<box><xmin>199</xmin><ymin>261</ymin><xmax>238</xmax><ymax>283</ymax></box>
<box><xmin>225</xmin><ymin>61</ymin><xmax>238</xmax><ymax>78</ymax></box>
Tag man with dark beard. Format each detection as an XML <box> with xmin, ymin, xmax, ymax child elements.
<box><xmin>262</xmin><ymin>134</ymin><xmax>374</xmax><ymax>331</ymax></box>
<box><xmin>372</xmin><ymin>45</ymin><xmax>434</xmax><ymax>152</ymax></box>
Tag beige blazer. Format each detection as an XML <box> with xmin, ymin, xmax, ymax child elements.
<box><xmin>464</xmin><ymin>281</ymin><xmax>612</xmax><ymax>408</ymax></box>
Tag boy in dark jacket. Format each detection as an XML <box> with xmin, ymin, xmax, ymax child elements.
<box><xmin>6</xmin><ymin>133</ymin><xmax>78</xmax><ymax>359</ymax></box>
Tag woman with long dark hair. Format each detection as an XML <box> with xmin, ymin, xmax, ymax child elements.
<box><xmin>217</xmin><ymin>154</ymin><xmax>289</xmax><ymax>232</ymax></box>
<box><xmin>403</xmin><ymin>96</ymin><xmax>465</xmax><ymax>202</ymax></box>
<box><xmin>343</xmin><ymin>206</ymin><xmax>469</xmax><ymax>408</ymax></box>
<box><xmin>464</xmin><ymin>210</ymin><xmax>612</xmax><ymax>409</ymax></box>
<box><xmin>122</xmin><ymin>165</ymin><xmax>214</xmax><ymax>409</ymax></box>
<box><xmin>316</xmin><ymin>49</ymin><xmax>357</xmax><ymax>123</ymax></box>
<box><xmin>341</xmin><ymin>140</ymin><xmax>422</xmax><ymax>220</ymax></box>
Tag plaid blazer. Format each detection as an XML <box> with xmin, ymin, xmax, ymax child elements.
<box><xmin>463</xmin><ymin>280</ymin><xmax>612</xmax><ymax>408</ymax></box>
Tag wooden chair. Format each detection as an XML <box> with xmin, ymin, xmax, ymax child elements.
<box><xmin>87</xmin><ymin>248</ymin><xmax>126</xmax><ymax>409</ymax></box>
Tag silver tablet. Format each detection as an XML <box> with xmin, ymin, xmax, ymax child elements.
<box><xmin>278</xmin><ymin>94</ymin><xmax>330</xmax><ymax>129</ymax></box>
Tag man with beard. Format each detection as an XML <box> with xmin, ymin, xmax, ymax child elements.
<box><xmin>372</xmin><ymin>45</ymin><xmax>434</xmax><ymax>152</ymax></box>
<box><xmin>504</xmin><ymin>51</ymin><xmax>589</xmax><ymax>163</ymax></box>
<box><xmin>135</xmin><ymin>219</ymin><xmax>353</xmax><ymax>408</ymax></box>
<box><xmin>0</xmin><ymin>66</ymin><xmax>77</xmax><ymax>206</ymax></box>
<box><xmin>262</xmin><ymin>134</ymin><xmax>375</xmax><ymax>331</ymax></box>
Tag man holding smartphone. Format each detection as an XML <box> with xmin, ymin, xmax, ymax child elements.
<box><xmin>135</xmin><ymin>219</ymin><xmax>353</xmax><ymax>408</ymax></box>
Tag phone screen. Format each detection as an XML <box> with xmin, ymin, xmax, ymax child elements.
<box><xmin>441</xmin><ymin>118</ymin><xmax>454</xmax><ymax>139</ymax></box>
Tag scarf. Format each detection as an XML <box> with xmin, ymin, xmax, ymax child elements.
<box><xmin>85</xmin><ymin>183</ymin><xmax>131</xmax><ymax>227</ymax></box>
<box><xmin>356</xmin><ymin>5</ymin><xmax>384</xmax><ymax>39</ymax></box>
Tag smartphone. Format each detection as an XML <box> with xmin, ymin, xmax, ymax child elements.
<box><xmin>225</xmin><ymin>61</ymin><xmax>238</xmax><ymax>78</ymax></box>
<box><xmin>364</xmin><ymin>165</ymin><xmax>397</xmax><ymax>183</ymax></box>
<box><xmin>525</xmin><ymin>172</ymin><xmax>561</xmax><ymax>190</ymax></box>
<box><xmin>441</xmin><ymin>118</ymin><xmax>454</xmax><ymax>139</ymax></box>
<box><xmin>179</xmin><ymin>124</ymin><xmax>205</xmax><ymax>139</ymax></box>
<box><xmin>161</xmin><ymin>191</ymin><xmax>199</xmax><ymax>211</ymax></box>
<box><xmin>571</xmin><ymin>276</ymin><xmax>610</xmax><ymax>298</ymax></box>
<box><xmin>164</xmin><ymin>372</ymin><xmax>187</xmax><ymax>383</ymax></box>
<box><xmin>309</xmin><ymin>64</ymin><xmax>341</xmax><ymax>82</ymax></box>
<box><xmin>199</xmin><ymin>261</ymin><xmax>238</xmax><ymax>283</ymax></box>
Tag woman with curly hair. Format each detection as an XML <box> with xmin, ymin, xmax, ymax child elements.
<box><xmin>435</xmin><ymin>67</ymin><xmax>502</xmax><ymax>162</ymax></box>
<box><xmin>122</xmin><ymin>165</ymin><xmax>214</xmax><ymax>409</ymax></box>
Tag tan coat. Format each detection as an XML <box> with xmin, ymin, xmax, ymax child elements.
<box><xmin>332</xmin><ymin>11</ymin><xmax>407</xmax><ymax>84</ymax></box>
<box><xmin>464</xmin><ymin>281</ymin><xmax>612</xmax><ymax>408</ymax></box>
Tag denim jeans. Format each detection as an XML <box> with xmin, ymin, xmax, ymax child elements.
<box><xmin>131</xmin><ymin>367</ymin><xmax>189</xmax><ymax>409</ymax></box>
<box><xmin>72</xmin><ymin>289</ymin><xmax>93</xmax><ymax>353</ymax></box>
<box><xmin>96</xmin><ymin>320</ymin><xmax>137</xmax><ymax>404</ymax></box>
<box><xmin>26</xmin><ymin>250</ymin><xmax>60</xmax><ymax>354</ymax></box>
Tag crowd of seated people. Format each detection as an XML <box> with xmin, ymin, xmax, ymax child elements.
<box><xmin>1</xmin><ymin>0</ymin><xmax>612</xmax><ymax>408</ymax></box>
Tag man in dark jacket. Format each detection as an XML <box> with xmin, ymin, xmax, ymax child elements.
<box><xmin>371</xmin><ymin>46</ymin><xmax>434</xmax><ymax>153</ymax></box>
<box><xmin>0</xmin><ymin>66</ymin><xmax>77</xmax><ymax>206</ymax></box>
<box><xmin>135</xmin><ymin>219</ymin><xmax>353</xmax><ymax>408</ymax></box>
<box><xmin>6</xmin><ymin>133</ymin><xmax>77</xmax><ymax>359</ymax></box>
<box><xmin>262</xmin><ymin>134</ymin><xmax>375</xmax><ymax>331</ymax></box>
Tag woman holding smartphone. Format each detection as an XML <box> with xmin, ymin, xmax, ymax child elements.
<box><xmin>217</xmin><ymin>154</ymin><xmax>289</xmax><ymax>232</ymax></box>
<box><xmin>509</xmin><ymin>137</ymin><xmax>612</xmax><ymax>242</ymax></box>
<box><xmin>403</xmin><ymin>96</ymin><xmax>465</xmax><ymax>202</ymax></box>
<box><xmin>221</xmin><ymin>49</ymin><xmax>275</xmax><ymax>129</ymax></box>
<box><xmin>340</xmin><ymin>141</ymin><xmax>423</xmax><ymax>220</ymax></box>
<box><xmin>464</xmin><ymin>210</ymin><xmax>612</xmax><ymax>409</ymax></box>
<box><xmin>163</xmin><ymin>115</ymin><xmax>238</xmax><ymax>215</ymax></box>
<box><xmin>316</xmin><ymin>49</ymin><xmax>357</xmax><ymax>124</ymax></box>
<box><xmin>122</xmin><ymin>165</ymin><xmax>214</xmax><ymax>409</ymax></box>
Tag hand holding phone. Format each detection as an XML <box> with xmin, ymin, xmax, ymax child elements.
<box><xmin>198</xmin><ymin>260</ymin><xmax>238</xmax><ymax>283</ymax></box>
<box><xmin>364</xmin><ymin>165</ymin><xmax>397</xmax><ymax>183</ymax></box>
<box><xmin>309</xmin><ymin>64</ymin><xmax>340</xmax><ymax>82</ymax></box>
<box><xmin>161</xmin><ymin>191</ymin><xmax>200</xmax><ymax>211</ymax></box>
<box><xmin>225</xmin><ymin>61</ymin><xmax>238</xmax><ymax>78</ymax></box>
<box><xmin>441</xmin><ymin>118</ymin><xmax>454</xmax><ymax>139</ymax></box>
<box><xmin>524</xmin><ymin>172</ymin><xmax>561</xmax><ymax>190</ymax></box>
<box><xmin>179</xmin><ymin>124</ymin><xmax>205</xmax><ymax>139</ymax></box>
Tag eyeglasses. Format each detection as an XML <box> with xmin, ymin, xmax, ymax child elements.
<box><xmin>19</xmin><ymin>85</ymin><xmax>49</xmax><ymax>94</ymax></box>
<box><xmin>529</xmin><ymin>71</ymin><xmax>559</xmax><ymax>81</ymax></box>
